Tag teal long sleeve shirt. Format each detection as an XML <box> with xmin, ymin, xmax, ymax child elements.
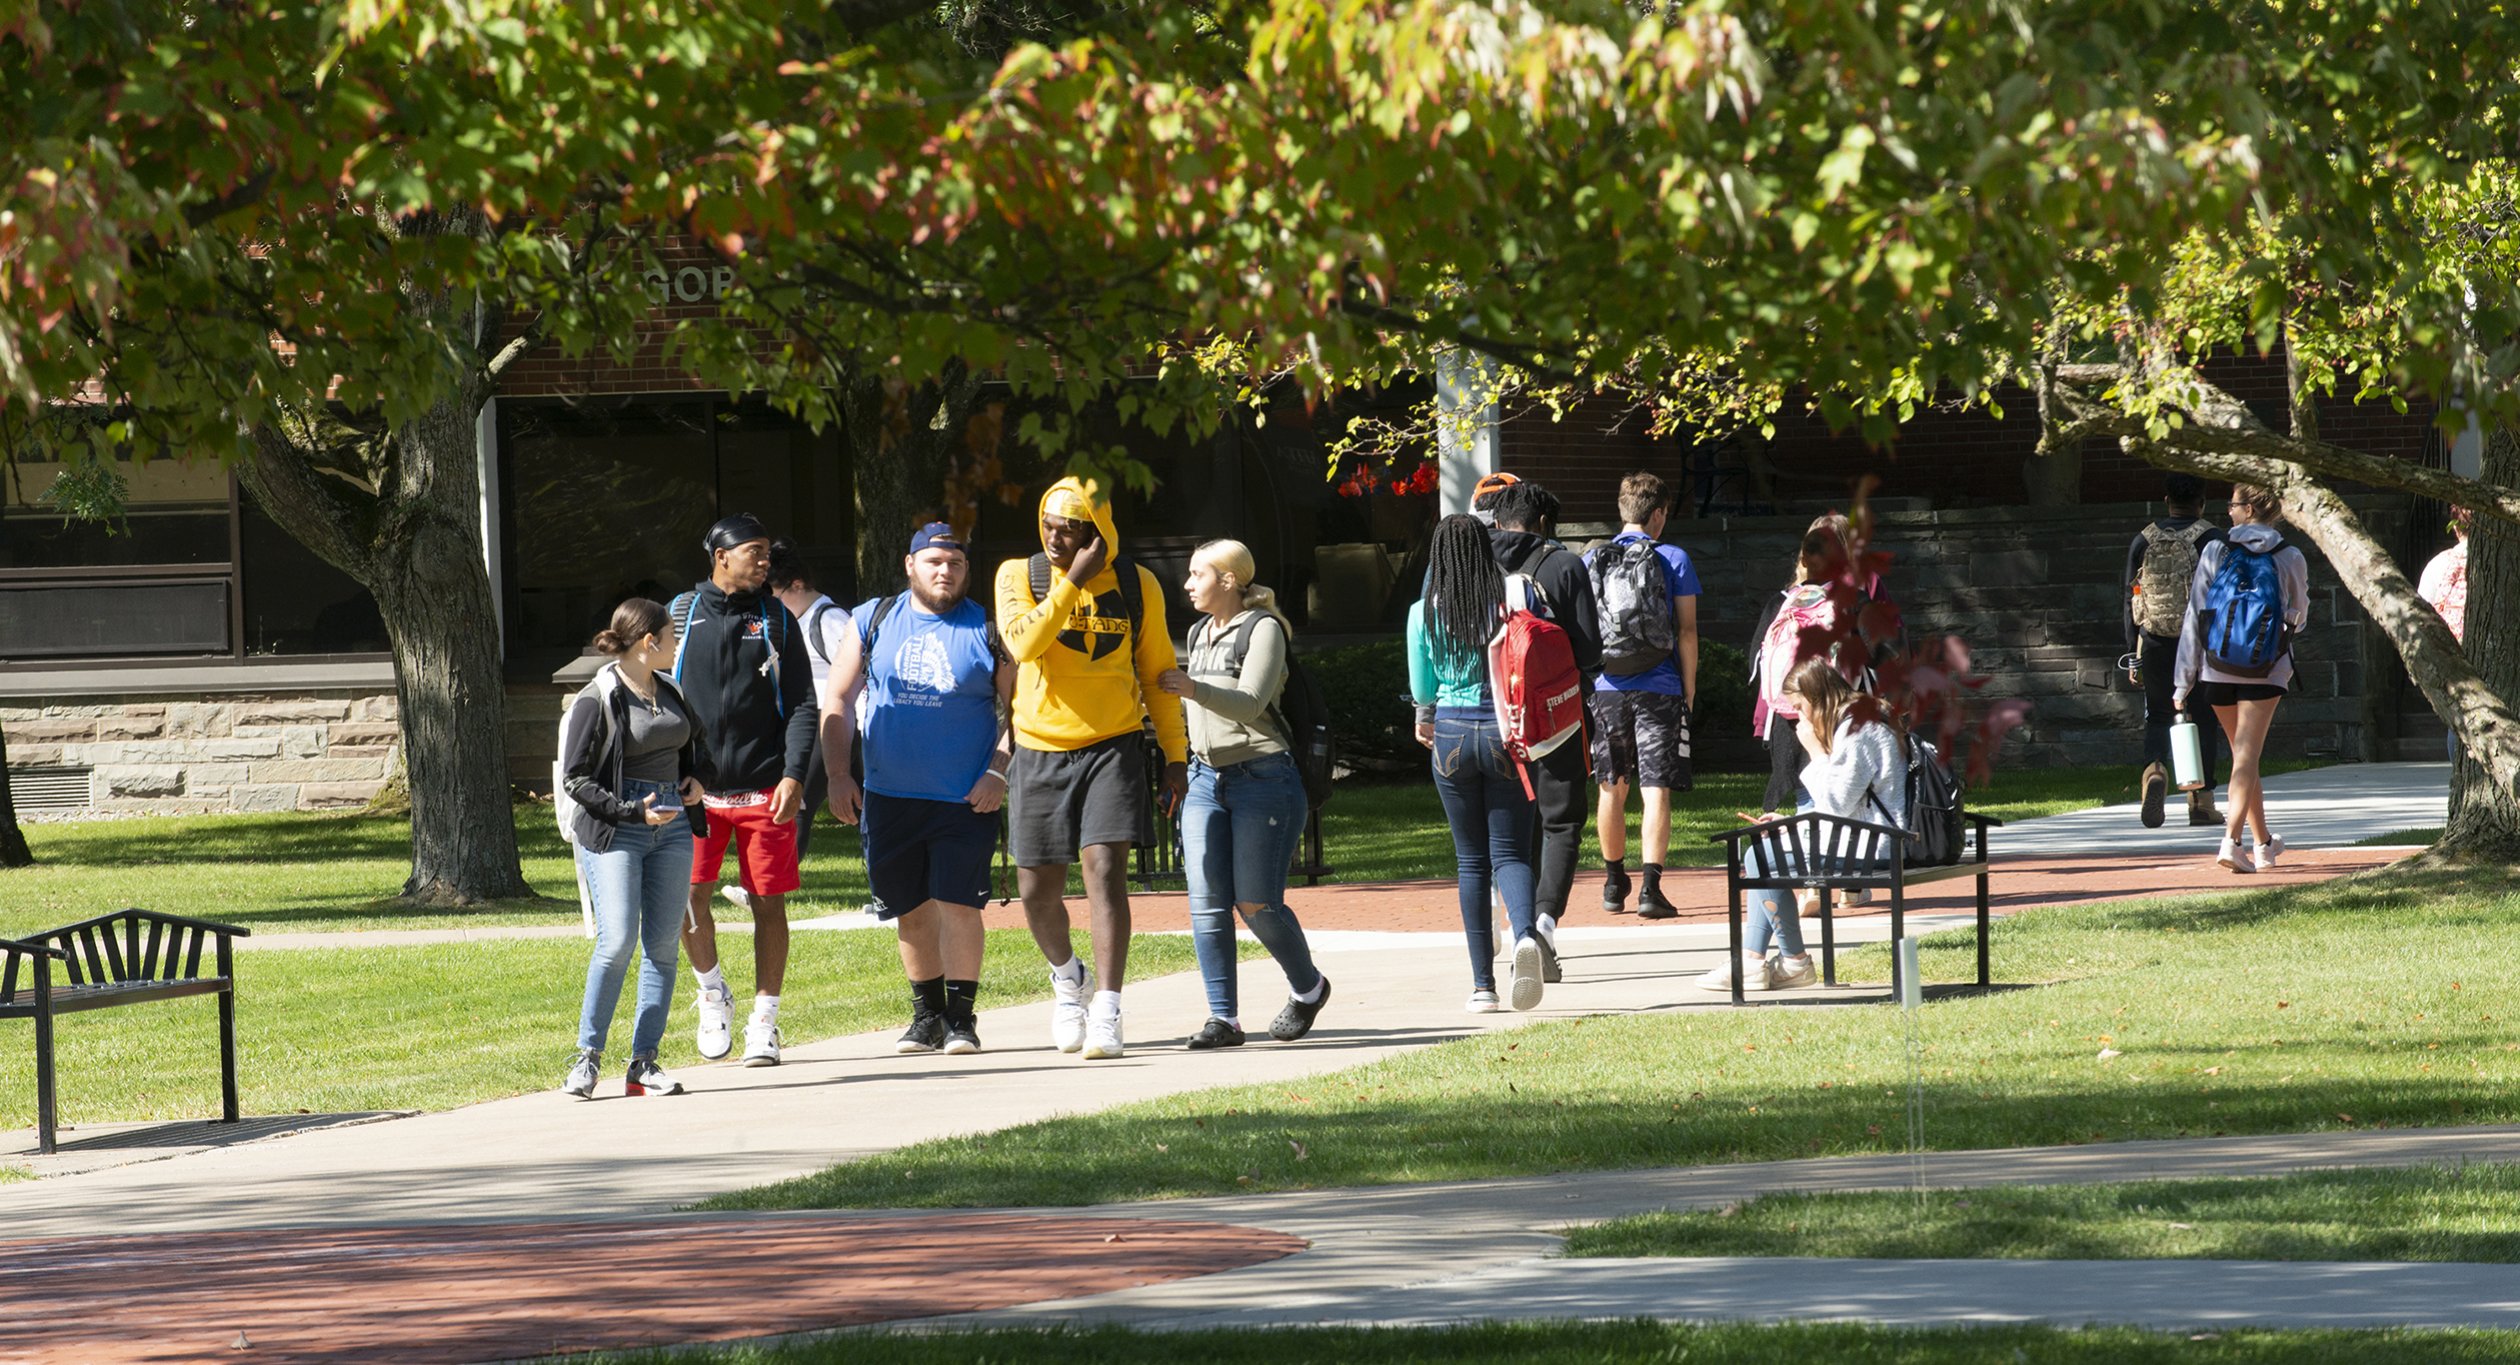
<box><xmin>1407</xmin><ymin>599</ymin><xmax>1490</xmax><ymax>710</ymax></box>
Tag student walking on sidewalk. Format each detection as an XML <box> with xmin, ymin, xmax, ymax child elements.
<box><xmin>1413</xmin><ymin>514</ymin><xmax>1546</xmax><ymax>1013</ymax></box>
<box><xmin>1485</xmin><ymin>480</ymin><xmax>1599</xmax><ymax>979</ymax></box>
<box><xmin>996</xmin><ymin>477</ymin><xmax>1189</xmax><ymax>1060</ymax></box>
<box><xmin>822</xmin><ymin>523</ymin><xmax>1012</xmax><ymax>1057</ymax></box>
<box><xmin>2174</xmin><ymin>484</ymin><xmax>2311</xmax><ymax>873</ymax></box>
<box><xmin>2125</xmin><ymin>474</ymin><xmax>2226</xmax><ymax>828</ymax></box>
<box><xmin>557</xmin><ymin>599</ymin><xmax>712</xmax><ymax>1098</ymax></box>
<box><xmin>1158</xmin><ymin>539</ymin><xmax>1332</xmax><ymax>1050</ymax></box>
<box><xmin>674</xmin><ymin>514</ymin><xmax>820</xmax><ymax>1067</ymax></box>
<box><xmin>1586</xmin><ymin>471</ymin><xmax>1701</xmax><ymax>921</ymax></box>
<box><xmin>2419</xmin><ymin>507</ymin><xmax>2473</xmax><ymax>767</ymax></box>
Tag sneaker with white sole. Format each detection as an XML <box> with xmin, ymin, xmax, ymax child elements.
<box><xmin>896</xmin><ymin>1012</ymin><xmax>945</xmax><ymax>1055</ymax></box>
<box><xmin>561</xmin><ymin>1048</ymin><xmax>601</xmax><ymax>1098</ymax></box>
<box><xmin>1081</xmin><ymin>1005</ymin><xmax>1125</xmax><ymax>1059</ymax></box>
<box><xmin>2216</xmin><ymin>836</ymin><xmax>2256</xmax><ymax>874</ymax></box>
<box><xmin>942</xmin><ymin>1017</ymin><xmax>981</xmax><ymax>1055</ymax></box>
<box><xmin>2256</xmin><ymin>833</ymin><xmax>2286</xmax><ymax>868</ymax></box>
<box><xmin>1696</xmin><ymin>952</ymin><xmax>1773</xmax><ymax>992</ymax></box>
<box><xmin>1049</xmin><ymin>966</ymin><xmax>1088</xmax><ymax>1053</ymax></box>
<box><xmin>624</xmin><ymin>1056</ymin><xmax>685</xmax><ymax>1096</ymax></box>
<box><xmin>742</xmin><ymin>1016</ymin><xmax>782</xmax><ymax>1066</ymax></box>
<box><xmin>721</xmin><ymin>882</ymin><xmax>752</xmax><ymax>910</ymax></box>
<box><xmin>1769</xmin><ymin>953</ymin><xmax>1817</xmax><ymax>990</ymax></box>
<box><xmin>1509</xmin><ymin>936</ymin><xmax>1546</xmax><ymax>1011</ymax></box>
<box><xmin>694</xmin><ymin>983</ymin><xmax>735</xmax><ymax>1060</ymax></box>
<box><xmin>1465</xmin><ymin>988</ymin><xmax>1503</xmax><ymax>1013</ymax></box>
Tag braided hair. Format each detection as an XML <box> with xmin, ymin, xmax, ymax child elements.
<box><xmin>1426</xmin><ymin>513</ymin><xmax>1504</xmax><ymax>665</ymax></box>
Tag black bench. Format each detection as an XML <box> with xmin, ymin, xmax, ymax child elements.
<box><xmin>1</xmin><ymin>909</ymin><xmax>249</xmax><ymax>1154</ymax></box>
<box><xmin>1709</xmin><ymin>810</ymin><xmax>2000</xmax><ymax>1005</ymax></box>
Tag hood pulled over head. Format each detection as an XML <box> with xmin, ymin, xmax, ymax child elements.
<box><xmin>1039</xmin><ymin>475</ymin><xmax>1121</xmax><ymax>560</ymax></box>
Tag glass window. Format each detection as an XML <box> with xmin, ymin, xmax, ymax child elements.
<box><xmin>238</xmin><ymin>498</ymin><xmax>387</xmax><ymax>655</ymax></box>
<box><xmin>0</xmin><ymin>456</ymin><xmax>231</xmax><ymax>570</ymax></box>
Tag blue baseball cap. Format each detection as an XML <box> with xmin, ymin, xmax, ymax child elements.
<box><xmin>907</xmin><ymin>522</ymin><xmax>966</xmax><ymax>556</ymax></box>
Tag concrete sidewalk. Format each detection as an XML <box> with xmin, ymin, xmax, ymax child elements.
<box><xmin>1990</xmin><ymin>761</ymin><xmax>2446</xmax><ymax>858</ymax></box>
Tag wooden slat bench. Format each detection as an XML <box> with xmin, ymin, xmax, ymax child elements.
<box><xmin>1</xmin><ymin>908</ymin><xmax>249</xmax><ymax>1154</ymax></box>
<box><xmin>1708</xmin><ymin>810</ymin><xmax>2001</xmax><ymax>1005</ymax></box>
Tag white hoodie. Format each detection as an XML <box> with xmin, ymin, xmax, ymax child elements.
<box><xmin>2174</xmin><ymin>522</ymin><xmax>2312</xmax><ymax>703</ymax></box>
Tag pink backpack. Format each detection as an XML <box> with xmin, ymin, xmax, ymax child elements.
<box><xmin>1488</xmin><ymin>574</ymin><xmax>1587</xmax><ymax>796</ymax></box>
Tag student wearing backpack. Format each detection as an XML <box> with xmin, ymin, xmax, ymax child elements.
<box><xmin>1749</xmin><ymin>526</ymin><xmax>1860</xmax><ymax>816</ymax></box>
<box><xmin>1586</xmin><ymin>471</ymin><xmax>1701</xmax><ymax>921</ymax></box>
<box><xmin>1156</xmin><ymin>539</ymin><xmax>1332</xmax><ymax>1050</ymax></box>
<box><xmin>1412</xmin><ymin>514</ymin><xmax>1549</xmax><ymax>1012</ymax></box>
<box><xmin>763</xmin><ymin>541</ymin><xmax>850</xmax><ymax>873</ymax></box>
<box><xmin>996</xmin><ymin>477</ymin><xmax>1189</xmax><ymax>1060</ymax></box>
<box><xmin>822</xmin><ymin>523</ymin><xmax>1012</xmax><ymax>1057</ymax></box>
<box><xmin>672</xmin><ymin>515</ymin><xmax>821</xmax><ymax>1067</ymax></box>
<box><xmin>2174</xmin><ymin>484</ymin><xmax>2311</xmax><ymax>873</ymax></box>
<box><xmin>1699</xmin><ymin>658</ymin><xmax>1904</xmax><ymax>993</ymax></box>
<box><xmin>556</xmin><ymin>598</ymin><xmax>712</xmax><ymax>1098</ymax></box>
<box><xmin>2124</xmin><ymin>474</ymin><xmax>2226</xmax><ymax>829</ymax></box>
<box><xmin>2419</xmin><ymin>507</ymin><xmax>2473</xmax><ymax>768</ymax></box>
<box><xmin>1486</xmin><ymin>480</ymin><xmax>1599</xmax><ymax>978</ymax></box>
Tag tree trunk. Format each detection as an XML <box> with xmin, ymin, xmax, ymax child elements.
<box><xmin>2021</xmin><ymin>435</ymin><xmax>2084</xmax><ymax>507</ymax></box>
<box><xmin>2446</xmin><ymin>426</ymin><xmax>2520</xmax><ymax>857</ymax></box>
<box><xmin>236</xmin><ymin>277</ymin><xmax>530</xmax><ymax>906</ymax></box>
<box><xmin>846</xmin><ymin>365</ymin><xmax>985</xmax><ymax>597</ymax></box>
<box><xmin>0</xmin><ymin>722</ymin><xmax>32</xmax><ymax>868</ymax></box>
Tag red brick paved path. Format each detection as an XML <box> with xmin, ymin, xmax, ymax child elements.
<box><xmin>980</xmin><ymin>848</ymin><xmax>2406</xmax><ymax>933</ymax></box>
<box><xmin>0</xmin><ymin>1214</ymin><xmax>1300</xmax><ymax>1363</ymax></box>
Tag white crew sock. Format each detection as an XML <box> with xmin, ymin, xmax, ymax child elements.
<box><xmin>696</xmin><ymin>965</ymin><xmax>729</xmax><ymax>998</ymax></box>
<box><xmin>751</xmin><ymin>993</ymin><xmax>780</xmax><ymax>1022</ymax></box>
<box><xmin>1292</xmin><ymin>978</ymin><xmax>1326</xmax><ymax>1005</ymax></box>
<box><xmin>1051</xmin><ymin>955</ymin><xmax>1088</xmax><ymax>987</ymax></box>
<box><xmin>1090</xmin><ymin>989</ymin><xmax>1123</xmax><ymax>1019</ymax></box>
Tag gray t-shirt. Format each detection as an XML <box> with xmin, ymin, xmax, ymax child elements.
<box><xmin>621</xmin><ymin>685</ymin><xmax>694</xmax><ymax>785</ymax></box>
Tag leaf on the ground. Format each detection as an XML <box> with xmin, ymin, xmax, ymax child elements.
<box><xmin>1103</xmin><ymin>1233</ymin><xmax>1124</xmax><ymax>1243</ymax></box>
<box><xmin>1289</xmin><ymin>1140</ymin><xmax>1309</xmax><ymax>1161</ymax></box>
<box><xmin>2168</xmin><ymin>1221</ymin><xmax>2194</xmax><ymax>1229</ymax></box>
<box><xmin>2336</xmin><ymin>1113</ymin><xmax>2356</xmax><ymax>1123</ymax></box>
<box><xmin>2097</xmin><ymin>1047</ymin><xmax>2122</xmax><ymax>1062</ymax></box>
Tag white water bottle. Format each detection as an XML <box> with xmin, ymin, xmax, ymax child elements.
<box><xmin>2170</xmin><ymin>715</ymin><xmax>2205</xmax><ymax>791</ymax></box>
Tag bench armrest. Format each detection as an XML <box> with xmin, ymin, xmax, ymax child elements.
<box><xmin>0</xmin><ymin>937</ymin><xmax>67</xmax><ymax>960</ymax></box>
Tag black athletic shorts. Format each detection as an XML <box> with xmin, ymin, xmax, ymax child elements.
<box><xmin>1008</xmin><ymin>733</ymin><xmax>1145</xmax><ymax>867</ymax></box>
<box><xmin>1588</xmin><ymin>689</ymin><xmax>1693</xmax><ymax>791</ymax></box>
<box><xmin>2193</xmin><ymin>680</ymin><xmax>2286</xmax><ymax>708</ymax></box>
<box><xmin>860</xmin><ymin>792</ymin><xmax>997</xmax><ymax>918</ymax></box>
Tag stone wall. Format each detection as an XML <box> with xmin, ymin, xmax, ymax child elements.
<box><xmin>1664</xmin><ymin>497</ymin><xmax>2421</xmax><ymax>770</ymax></box>
<box><xmin>2</xmin><ymin>691</ymin><xmax>402</xmax><ymax>814</ymax></box>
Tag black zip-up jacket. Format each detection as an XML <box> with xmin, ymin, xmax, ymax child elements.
<box><xmin>559</xmin><ymin>666</ymin><xmax>714</xmax><ymax>852</ymax></box>
<box><xmin>1490</xmin><ymin>529</ymin><xmax>1603</xmax><ymax>682</ymax></box>
<box><xmin>673</xmin><ymin>579</ymin><xmax>820</xmax><ymax>795</ymax></box>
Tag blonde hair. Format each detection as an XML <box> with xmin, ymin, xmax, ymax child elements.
<box><xmin>1782</xmin><ymin>656</ymin><xmax>1878</xmax><ymax>755</ymax></box>
<box><xmin>1192</xmin><ymin>539</ymin><xmax>1292</xmax><ymax>639</ymax></box>
<box><xmin>2231</xmin><ymin>484</ymin><xmax>2283</xmax><ymax>524</ymax></box>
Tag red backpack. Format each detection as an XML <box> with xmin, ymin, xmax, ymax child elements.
<box><xmin>1488</xmin><ymin>572</ymin><xmax>1587</xmax><ymax>796</ymax></box>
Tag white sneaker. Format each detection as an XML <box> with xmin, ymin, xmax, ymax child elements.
<box><xmin>1465</xmin><ymin>988</ymin><xmax>1503</xmax><ymax>1013</ymax></box>
<box><xmin>742</xmin><ymin>1016</ymin><xmax>782</xmax><ymax>1067</ymax></box>
<box><xmin>721</xmin><ymin>883</ymin><xmax>752</xmax><ymax>910</ymax></box>
<box><xmin>2216</xmin><ymin>837</ymin><xmax>2257</xmax><ymax>874</ymax></box>
<box><xmin>1769</xmin><ymin>953</ymin><xmax>1817</xmax><ymax>990</ymax></box>
<box><xmin>1081</xmin><ymin>1005</ymin><xmax>1125</xmax><ymax>1059</ymax></box>
<box><xmin>694</xmin><ymin>983</ymin><xmax>734</xmax><ymax>1060</ymax></box>
<box><xmin>2255</xmin><ymin>833</ymin><xmax>2286</xmax><ymax>868</ymax></box>
<box><xmin>1049</xmin><ymin>967</ymin><xmax>1088</xmax><ymax>1053</ymax></box>
<box><xmin>1696</xmin><ymin>952</ymin><xmax>1772</xmax><ymax>992</ymax></box>
<box><xmin>561</xmin><ymin>1048</ymin><xmax>600</xmax><ymax>1098</ymax></box>
<box><xmin>1508</xmin><ymin>936</ymin><xmax>1546</xmax><ymax>1012</ymax></box>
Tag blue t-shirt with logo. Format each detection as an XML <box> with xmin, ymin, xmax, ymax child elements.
<box><xmin>1585</xmin><ymin>532</ymin><xmax>1702</xmax><ymax>697</ymax></box>
<box><xmin>850</xmin><ymin>594</ymin><xmax>999</xmax><ymax>802</ymax></box>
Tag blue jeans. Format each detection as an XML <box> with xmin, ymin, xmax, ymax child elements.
<box><xmin>1430</xmin><ymin>710</ymin><xmax>1537</xmax><ymax>990</ymax></box>
<box><xmin>1182</xmin><ymin>753</ymin><xmax>1322</xmax><ymax>1019</ymax></box>
<box><xmin>576</xmin><ymin>779</ymin><xmax>694</xmax><ymax>1056</ymax></box>
<box><xmin>1745</xmin><ymin>888</ymin><xmax>1804</xmax><ymax>958</ymax></box>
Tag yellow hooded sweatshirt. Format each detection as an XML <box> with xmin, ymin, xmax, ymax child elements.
<box><xmin>995</xmin><ymin>477</ymin><xmax>1188</xmax><ymax>761</ymax></box>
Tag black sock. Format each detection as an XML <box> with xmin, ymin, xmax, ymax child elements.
<box><xmin>910</xmin><ymin>976</ymin><xmax>947</xmax><ymax>1018</ymax></box>
<box><xmin>1605</xmin><ymin>857</ymin><xmax>1628</xmax><ymax>880</ymax></box>
<box><xmin>1641</xmin><ymin>862</ymin><xmax>1664</xmax><ymax>890</ymax></box>
<box><xmin>943</xmin><ymin>979</ymin><xmax>980</xmax><ymax>1023</ymax></box>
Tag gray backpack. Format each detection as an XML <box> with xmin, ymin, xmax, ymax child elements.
<box><xmin>1590</xmin><ymin>537</ymin><xmax>1677</xmax><ymax>676</ymax></box>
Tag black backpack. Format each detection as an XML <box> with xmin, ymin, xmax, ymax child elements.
<box><xmin>1217</xmin><ymin>612</ymin><xmax>1337</xmax><ymax>811</ymax></box>
<box><xmin>1590</xmin><ymin>536</ymin><xmax>1677</xmax><ymax>676</ymax></box>
<box><xmin>1873</xmin><ymin>734</ymin><xmax>1965</xmax><ymax>868</ymax></box>
<box><xmin>1027</xmin><ymin>552</ymin><xmax>1143</xmax><ymax>638</ymax></box>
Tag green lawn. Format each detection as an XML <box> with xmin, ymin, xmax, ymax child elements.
<box><xmin>2</xmin><ymin>930</ymin><xmax>1212</xmax><ymax>1132</ymax></box>
<box><xmin>1566</xmin><ymin>1163</ymin><xmax>2520</xmax><ymax>1262</ymax></box>
<box><xmin>707</xmin><ymin>860</ymin><xmax>2520</xmax><ymax>1210</ymax></box>
<box><xmin>2358</xmin><ymin>828</ymin><xmax>2444</xmax><ymax>847</ymax></box>
<box><xmin>6</xmin><ymin>762</ymin><xmax>2233</xmax><ymax>936</ymax></box>
<box><xmin>586</xmin><ymin>1323</ymin><xmax>2520</xmax><ymax>1365</ymax></box>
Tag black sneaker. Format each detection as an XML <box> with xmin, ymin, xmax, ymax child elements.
<box><xmin>1636</xmin><ymin>885</ymin><xmax>1680</xmax><ymax>920</ymax></box>
<box><xmin>1601</xmin><ymin>865</ymin><xmax>1632</xmax><ymax>913</ymax></box>
<box><xmin>1268</xmin><ymin>978</ymin><xmax>1332</xmax><ymax>1042</ymax></box>
<box><xmin>942</xmin><ymin>1016</ymin><xmax>981</xmax><ymax>1055</ymax></box>
<box><xmin>896</xmin><ymin>1012</ymin><xmax>945</xmax><ymax>1055</ymax></box>
<box><xmin>1186</xmin><ymin>1018</ymin><xmax>1246</xmax><ymax>1050</ymax></box>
